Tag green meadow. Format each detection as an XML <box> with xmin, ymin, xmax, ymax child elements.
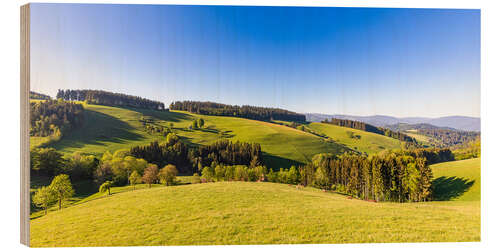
<box><xmin>30</xmin><ymin>101</ymin><xmax>480</xmax><ymax>246</ymax></box>
<box><xmin>30</xmin><ymin>158</ymin><xmax>480</xmax><ymax>246</ymax></box>
<box><xmin>30</xmin><ymin>136</ymin><xmax>51</xmax><ymax>148</ymax></box>
<box><xmin>48</xmin><ymin>103</ymin><xmax>347</xmax><ymax>167</ymax></box>
<box><xmin>431</xmin><ymin>158</ymin><xmax>480</xmax><ymax>202</ymax></box>
<box><xmin>305</xmin><ymin>122</ymin><xmax>403</xmax><ymax>154</ymax></box>
<box><xmin>403</xmin><ymin>130</ymin><xmax>433</xmax><ymax>145</ymax></box>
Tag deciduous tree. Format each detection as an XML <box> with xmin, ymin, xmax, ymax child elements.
<box><xmin>32</xmin><ymin>186</ymin><xmax>55</xmax><ymax>215</ymax></box>
<box><xmin>159</xmin><ymin>164</ymin><xmax>178</xmax><ymax>186</ymax></box>
<box><xmin>142</xmin><ymin>164</ymin><xmax>159</xmax><ymax>188</ymax></box>
<box><xmin>129</xmin><ymin>171</ymin><xmax>142</xmax><ymax>190</ymax></box>
<box><xmin>49</xmin><ymin>174</ymin><xmax>74</xmax><ymax>210</ymax></box>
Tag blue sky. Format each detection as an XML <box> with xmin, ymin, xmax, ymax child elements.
<box><xmin>30</xmin><ymin>4</ymin><xmax>480</xmax><ymax>118</ymax></box>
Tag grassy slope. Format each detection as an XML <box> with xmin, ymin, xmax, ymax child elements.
<box><xmin>30</xmin><ymin>136</ymin><xmax>51</xmax><ymax>148</ymax></box>
<box><xmin>30</xmin><ymin>176</ymin><xmax>195</xmax><ymax>219</ymax></box>
<box><xmin>30</xmin><ymin>159</ymin><xmax>480</xmax><ymax>246</ymax></box>
<box><xmin>50</xmin><ymin>104</ymin><xmax>164</xmax><ymax>156</ymax></box>
<box><xmin>49</xmin><ymin>104</ymin><xmax>346</xmax><ymax>167</ymax></box>
<box><xmin>431</xmin><ymin>158</ymin><xmax>480</xmax><ymax>202</ymax></box>
<box><xmin>404</xmin><ymin>131</ymin><xmax>432</xmax><ymax>145</ymax></box>
<box><xmin>306</xmin><ymin>122</ymin><xmax>403</xmax><ymax>155</ymax></box>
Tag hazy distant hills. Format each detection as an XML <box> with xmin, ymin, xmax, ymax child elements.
<box><xmin>305</xmin><ymin>114</ymin><xmax>480</xmax><ymax>132</ymax></box>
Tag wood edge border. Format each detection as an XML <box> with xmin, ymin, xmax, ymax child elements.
<box><xmin>20</xmin><ymin>3</ymin><xmax>30</xmax><ymax>246</ymax></box>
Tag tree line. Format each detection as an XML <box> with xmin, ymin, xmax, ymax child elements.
<box><xmin>130</xmin><ymin>138</ymin><xmax>263</xmax><ymax>175</ymax></box>
<box><xmin>31</xmin><ymin>148</ymin><xmax>99</xmax><ymax>180</ymax></box>
<box><xmin>129</xmin><ymin>139</ymin><xmax>192</xmax><ymax>174</ymax></box>
<box><xmin>30</xmin><ymin>137</ymin><xmax>262</xmax><ymax>186</ymax></box>
<box><xmin>416</xmin><ymin>129</ymin><xmax>479</xmax><ymax>148</ymax></box>
<box><xmin>30</xmin><ymin>91</ymin><xmax>51</xmax><ymax>100</ymax></box>
<box><xmin>452</xmin><ymin>138</ymin><xmax>481</xmax><ymax>160</ymax></box>
<box><xmin>321</xmin><ymin>118</ymin><xmax>418</xmax><ymax>144</ymax></box>
<box><xmin>296</xmin><ymin>152</ymin><xmax>433</xmax><ymax>202</ymax></box>
<box><xmin>30</xmin><ymin>145</ymin><xmax>455</xmax><ymax>216</ymax></box>
<box><xmin>191</xmin><ymin>139</ymin><xmax>262</xmax><ymax>172</ymax></box>
<box><xmin>30</xmin><ymin>99</ymin><xmax>85</xmax><ymax>137</ymax></box>
<box><xmin>56</xmin><ymin>89</ymin><xmax>165</xmax><ymax>110</ymax></box>
<box><xmin>170</xmin><ymin>101</ymin><xmax>306</xmax><ymax>122</ymax></box>
<box><xmin>385</xmin><ymin>123</ymin><xmax>480</xmax><ymax>148</ymax></box>
<box><xmin>194</xmin><ymin>147</ymin><xmax>451</xmax><ymax>202</ymax></box>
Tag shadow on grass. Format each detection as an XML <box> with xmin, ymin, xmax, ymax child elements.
<box><xmin>432</xmin><ymin>176</ymin><xmax>475</xmax><ymax>201</ymax></box>
<box><xmin>263</xmin><ymin>153</ymin><xmax>304</xmax><ymax>171</ymax></box>
<box><xmin>30</xmin><ymin>178</ymin><xmax>99</xmax><ymax>220</ymax></box>
<box><xmin>132</xmin><ymin>108</ymin><xmax>194</xmax><ymax>122</ymax></box>
<box><xmin>52</xmin><ymin>109</ymin><xmax>146</xmax><ymax>150</ymax></box>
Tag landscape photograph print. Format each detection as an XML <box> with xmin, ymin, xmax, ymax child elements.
<box><xmin>27</xmin><ymin>3</ymin><xmax>480</xmax><ymax>247</ymax></box>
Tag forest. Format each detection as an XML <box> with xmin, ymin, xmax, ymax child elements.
<box><xmin>56</xmin><ymin>89</ymin><xmax>165</xmax><ymax>110</ymax></box>
<box><xmin>386</xmin><ymin>123</ymin><xmax>480</xmax><ymax>148</ymax></box>
<box><xmin>130</xmin><ymin>138</ymin><xmax>263</xmax><ymax>174</ymax></box>
<box><xmin>296</xmin><ymin>152</ymin><xmax>433</xmax><ymax>202</ymax></box>
<box><xmin>321</xmin><ymin>118</ymin><xmax>418</xmax><ymax>144</ymax></box>
<box><xmin>414</xmin><ymin>129</ymin><xmax>479</xmax><ymax>147</ymax></box>
<box><xmin>193</xmin><ymin>147</ymin><xmax>451</xmax><ymax>202</ymax></box>
<box><xmin>30</xmin><ymin>100</ymin><xmax>84</xmax><ymax>137</ymax></box>
<box><xmin>30</xmin><ymin>91</ymin><xmax>51</xmax><ymax>100</ymax></box>
<box><xmin>169</xmin><ymin>100</ymin><xmax>306</xmax><ymax>122</ymax></box>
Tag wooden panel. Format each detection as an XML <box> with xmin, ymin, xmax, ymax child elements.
<box><xmin>20</xmin><ymin>3</ymin><xmax>30</xmax><ymax>246</ymax></box>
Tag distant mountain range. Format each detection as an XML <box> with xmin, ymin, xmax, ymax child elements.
<box><xmin>305</xmin><ymin>114</ymin><xmax>480</xmax><ymax>132</ymax></box>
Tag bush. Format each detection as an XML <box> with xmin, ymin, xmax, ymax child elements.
<box><xmin>99</xmin><ymin>181</ymin><xmax>112</xmax><ymax>195</ymax></box>
<box><xmin>192</xmin><ymin>173</ymin><xmax>201</xmax><ymax>184</ymax></box>
<box><xmin>201</xmin><ymin>167</ymin><xmax>214</xmax><ymax>182</ymax></box>
<box><xmin>233</xmin><ymin>165</ymin><xmax>249</xmax><ymax>181</ymax></box>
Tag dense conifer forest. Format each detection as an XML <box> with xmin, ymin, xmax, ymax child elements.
<box><xmin>30</xmin><ymin>100</ymin><xmax>84</xmax><ymax>137</ymax></box>
<box><xmin>129</xmin><ymin>139</ymin><xmax>263</xmax><ymax>174</ymax></box>
<box><xmin>30</xmin><ymin>91</ymin><xmax>52</xmax><ymax>100</ymax></box>
<box><xmin>169</xmin><ymin>100</ymin><xmax>306</xmax><ymax>122</ymax></box>
<box><xmin>57</xmin><ymin>89</ymin><xmax>165</xmax><ymax>110</ymax></box>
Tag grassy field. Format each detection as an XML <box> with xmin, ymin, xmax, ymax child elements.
<box><xmin>404</xmin><ymin>131</ymin><xmax>432</xmax><ymax>145</ymax></box>
<box><xmin>30</xmin><ymin>136</ymin><xmax>51</xmax><ymax>148</ymax></box>
<box><xmin>30</xmin><ymin>158</ymin><xmax>480</xmax><ymax>246</ymax></box>
<box><xmin>305</xmin><ymin>122</ymin><xmax>403</xmax><ymax>154</ymax></box>
<box><xmin>30</xmin><ymin>175</ymin><xmax>196</xmax><ymax>219</ymax></box>
<box><xmin>431</xmin><ymin>158</ymin><xmax>480</xmax><ymax>202</ymax></box>
<box><xmin>47</xmin><ymin>104</ymin><xmax>347</xmax><ymax>168</ymax></box>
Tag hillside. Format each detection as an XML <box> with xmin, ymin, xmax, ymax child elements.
<box><xmin>30</xmin><ymin>161</ymin><xmax>480</xmax><ymax>247</ymax></box>
<box><xmin>46</xmin><ymin>103</ymin><xmax>347</xmax><ymax>168</ymax></box>
<box><xmin>305</xmin><ymin>122</ymin><xmax>403</xmax><ymax>154</ymax></box>
<box><xmin>403</xmin><ymin>130</ymin><xmax>433</xmax><ymax>145</ymax></box>
<box><xmin>306</xmin><ymin>114</ymin><xmax>480</xmax><ymax>132</ymax></box>
<box><xmin>431</xmin><ymin>158</ymin><xmax>480</xmax><ymax>202</ymax></box>
<box><xmin>386</xmin><ymin>123</ymin><xmax>480</xmax><ymax>148</ymax></box>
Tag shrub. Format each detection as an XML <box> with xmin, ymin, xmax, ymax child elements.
<box><xmin>99</xmin><ymin>181</ymin><xmax>112</xmax><ymax>195</ymax></box>
<box><xmin>201</xmin><ymin>167</ymin><xmax>214</xmax><ymax>182</ymax></box>
<box><xmin>192</xmin><ymin>173</ymin><xmax>201</xmax><ymax>184</ymax></box>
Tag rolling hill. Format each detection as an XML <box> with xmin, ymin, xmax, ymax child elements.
<box><xmin>306</xmin><ymin>113</ymin><xmax>480</xmax><ymax>132</ymax></box>
<box><xmin>29</xmin><ymin>158</ymin><xmax>480</xmax><ymax>246</ymax></box>
<box><xmin>305</xmin><ymin>122</ymin><xmax>403</xmax><ymax>155</ymax></box>
<box><xmin>45</xmin><ymin>103</ymin><xmax>348</xmax><ymax>168</ymax></box>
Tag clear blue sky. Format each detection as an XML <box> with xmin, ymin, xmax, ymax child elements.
<box><xmin>30</xmin><ymin>4</ymin><xmax>480</xmax><ymax>118</ymax></box>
